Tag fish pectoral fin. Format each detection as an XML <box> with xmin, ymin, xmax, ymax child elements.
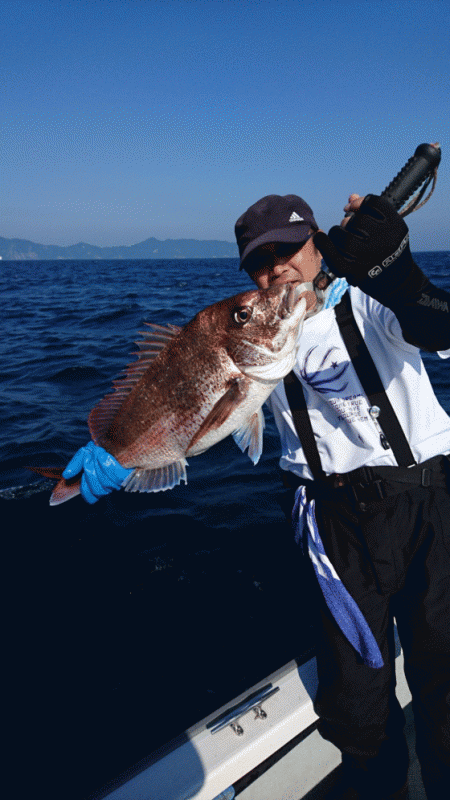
<box><xmin>187</xmin><ymin>377</ymin><xmax>246</xmax><ymax>451</ymax></box>
<box><xmin>122</xmin><ymin>459</ymin><xmax>188</xmax><ymax>493</ymax></box>
<box><xmin>232</xmin><ymin>407</ymin><xmax>265</xmax><ymax>465</ymax></box>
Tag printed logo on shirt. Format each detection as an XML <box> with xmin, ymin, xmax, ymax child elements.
<box><xmin>329</xmin><ymin>394</ymin><xmax>369</xmax><ymax>424</ymax></box>
<box><xmin>300</xmin><ymin>346</ymin><xmax>369</xmax><ymax>425</ymax></box>
<box><xmin>300</xmin><ymin>346</ymin><xmax>349</xmax><ymax>394</ymax></box>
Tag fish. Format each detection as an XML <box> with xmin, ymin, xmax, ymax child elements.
<box><xmin>34</xmin><ymin>281</ymin><xmax>309</xmax><ymax>505</ymax></box>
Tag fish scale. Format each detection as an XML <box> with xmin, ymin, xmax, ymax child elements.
<box><xmin>34</xmin><ymin>282</ymin><xmax>308</xmax><ymax>504</ymax></box>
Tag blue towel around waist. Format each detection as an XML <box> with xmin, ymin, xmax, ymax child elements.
<box><xmin>292</xmin><ymin>485</ymin><xmax>384</xmax><ymax>669</ymax></box>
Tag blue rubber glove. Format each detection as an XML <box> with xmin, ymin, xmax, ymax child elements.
<box><xmin>62</xmin><ymin>441</ymin><xmax>133</xmax><ymax>504</ymax></box>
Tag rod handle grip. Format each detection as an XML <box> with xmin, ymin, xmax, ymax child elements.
<box><xmin>380</xmin><ymin>142</ymin><xmax>441</xmax><ymax>210</ymax></box>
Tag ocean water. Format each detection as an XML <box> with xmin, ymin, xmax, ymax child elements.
<box><xmin>2</xmin><ymin>254</ymin><xmax>449</xmax><ymax>798</ymax></box>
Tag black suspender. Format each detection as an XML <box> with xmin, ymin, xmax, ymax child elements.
<box><xmin>283</xmin><ymin>291</ymin><xmax>416</xmax><ymax>478</ymax></box>
<box><xmin>335</xmin><ymin>293</ymin><xmax>415</xmax><ymax>466</ymax></box>
<box><xmin>284</xmin><ymin>370</ymin><xmax>327</xmax><ymax>480</ymax></box>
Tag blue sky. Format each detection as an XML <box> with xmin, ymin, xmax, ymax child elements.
<box><xmin>1</xmin><ymin>0</ymin><xmax>449</xmax><ymax>250</ymax></box>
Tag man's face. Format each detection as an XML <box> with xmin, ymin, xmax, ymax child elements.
<box><xmin>245</xmin><ymin>235</ymin><xmax>323</xmax><ymax>312</ymax></box>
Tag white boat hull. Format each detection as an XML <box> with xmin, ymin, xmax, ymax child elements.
<box><xmin>100</xmin><ymin>627</ymin><xmax>413</xmax><ymax>800</ymax></box>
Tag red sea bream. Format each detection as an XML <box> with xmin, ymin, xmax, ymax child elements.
<box><xmin>45</xmin><ymin>282</ymin><xmax>308</xmax><ymax>504</ymax></box>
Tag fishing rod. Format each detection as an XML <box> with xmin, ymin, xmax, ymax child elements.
<box><xmin>380</xmin><ymin>141</ymin><xmax>441</xmax><ymax>215</ymax></box>
<box><xmin>315</xmin><ymin>142</ymin><xmax>442</xmax><ymax>289</ymax></box>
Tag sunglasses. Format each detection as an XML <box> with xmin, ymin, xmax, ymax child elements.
<box><xmin>245</xmin><ymin>236</ymin><xmax>314</xmax><ymax>274</ymax></box>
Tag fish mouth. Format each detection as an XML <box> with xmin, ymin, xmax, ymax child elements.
<box><xmin>239</xmin><ymin>289</ymin><xmax>308</xmax><ymax>382</ymax></box>
<box><xmin>277</xmin><ymin>279</ymin><xmax>326</xmax><ymax>320</ymax></box>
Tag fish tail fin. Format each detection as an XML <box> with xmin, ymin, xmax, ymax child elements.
<box><xmin>28</xmin><ymin>466</ymin><xmax>82</xmax><ymax>506</ymax></box>
<box><xmin>28</xmin><ymin>466</ymin><xmax>65</xmax><ymax>480</ymax></box>
<box><xmin>49</xmin><ymin>477</ymin><xmax>82</xmax><ymax>506</ymax></box>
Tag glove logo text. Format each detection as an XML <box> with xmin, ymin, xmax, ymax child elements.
<box><xmin>418</xmin><ymin>294</ymin><xmax>449</xmax><ymax>313</ymax></box>
<box><xmin>382</xmin><ymin>233</ymin><xmax>409</xmax><ymax>268</ymax></box>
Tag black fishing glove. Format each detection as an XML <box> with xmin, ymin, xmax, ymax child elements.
<box><xmin>313</xmin><ymin>195</ymin><xmax>426</xmax><ymax>303</ymax></box>
<box><xmin>314</xmin><ymin>195</ymin><xmax>450</xmax><ymax>352</ymax></box>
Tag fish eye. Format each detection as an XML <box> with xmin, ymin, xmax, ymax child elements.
<box><xmin>233</xmin><ymin>306</ymin><xmax>252</xmax><ymax>324</ymax></box>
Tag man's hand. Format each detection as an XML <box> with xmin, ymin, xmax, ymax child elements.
<box><xmin>341</xmin><ymin>193</ymin><xmax>364</xmax><ymax>225</ymax></box>
<box><xmin>312</xmin><ymin>193</ymin><xmax>428</xmax><ymax>311</ymax></box>
<box><xmin>313</xmin><ymin>194</ymin><xmax>412</xmax><ymax>291</ymax></box>
<box><xmin>313</xmin><ymin>193</ymin><xmax>450</xmax><ymax>352</ymax></box>
<box><xmin>63</xmin><ymin>441</ymin><xmax>133</xmax><ymax>504</ymax></box>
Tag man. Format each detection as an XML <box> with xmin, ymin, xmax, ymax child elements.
<box><xmin>234</xmin><ymin>192</ymin><xmax>450</xmax><ymax>800</ymax></box>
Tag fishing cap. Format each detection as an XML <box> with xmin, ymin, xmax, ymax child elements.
<box><xmin>235</xmin><ymin>194</ymin><xmax>318</xmax><ymax>271</ymax></box>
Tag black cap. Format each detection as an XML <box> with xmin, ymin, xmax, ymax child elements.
<box><xmin>235</xmin><ymin>194</ymin><xmax>318</xmax><ymax>271</ymax></box>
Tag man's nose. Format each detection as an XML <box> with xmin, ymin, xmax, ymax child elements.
<box><xmin>272</xmin><ymin>259</ymin><xmax>290</xmax><ymax>275</ymax></box>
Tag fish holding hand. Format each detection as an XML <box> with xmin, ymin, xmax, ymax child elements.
<box><xmin>32</xmin><ymin>281</ymin><xmax>310</xmax><ymax>505</ymax></box>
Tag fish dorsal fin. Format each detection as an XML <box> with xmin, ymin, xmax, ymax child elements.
<box><xmin>122</xmin><ymin>459</ymin><xmax>188</xmax><ymax>492</ymax></box>
<box><xmin>89</xmin><ymin>322</ymin><xmax>181</xmax><ymax>444</ymax></box>
<box><xmin>232</xmin><ymin>408</ymin><xmax>265</xmax><ymax>465</ymax></box>
<box><xmin>134</xmin><ymin>322</ymin><xmax>182</xmax><ymax>358</ymax></box>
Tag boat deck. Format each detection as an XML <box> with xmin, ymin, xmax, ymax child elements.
<box><xmin>99</xmin><ymin>651</ymin><xmax>426</xmax><ymax>800</ymax></box>
<box><xmin>235</xmin><ymin>653</ymin><xmax>426</xmax><ymax>800</ymax></box>
<box><xmin>235</xmin><ymin>702</ymin><xmax>425</xmax><ymax>800</ymax></box>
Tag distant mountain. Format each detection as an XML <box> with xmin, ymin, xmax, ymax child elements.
<box><xmin>0</xmin><ymin>235</ymin><xmax>239</xmax><ymax>261</ymax></box>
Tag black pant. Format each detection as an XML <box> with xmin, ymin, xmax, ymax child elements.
<box><xmin>302</xmin><ymin>479</ymin><xmax>450</xmax><ymax>799</ymax></box>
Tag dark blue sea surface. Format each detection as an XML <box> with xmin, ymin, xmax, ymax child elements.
<box><xmin>2</xmin><ymin>254</ymin><xmax>449</xmax><ymax>798</ymax></box>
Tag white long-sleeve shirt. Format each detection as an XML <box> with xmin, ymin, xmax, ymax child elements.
<box><xmin>266</xmin><ymin>286</ymin><xmax>450</xmax><ymax>481</ymax></box>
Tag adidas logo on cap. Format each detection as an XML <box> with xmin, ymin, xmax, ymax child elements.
<box><xmin>289</xmin><ymin>212</ymin><xmax>304</xmax><ymax>222</ymax></box>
